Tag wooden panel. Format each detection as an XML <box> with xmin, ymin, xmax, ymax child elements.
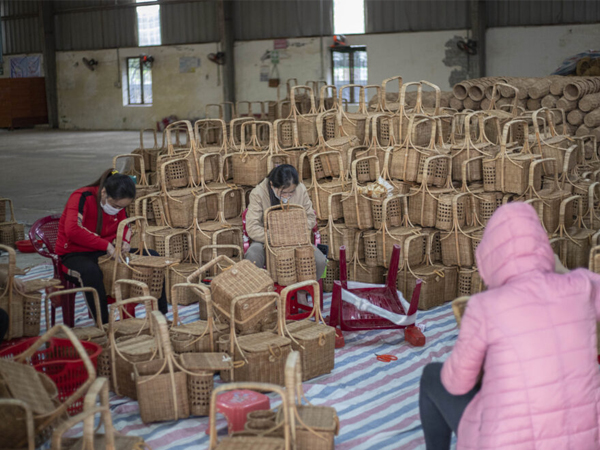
<box><xmin>0</xmin><ymin>78</ymin><xmax>48</xmax><ymax>128</ymax></box>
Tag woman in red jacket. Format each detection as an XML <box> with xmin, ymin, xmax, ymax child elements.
<box><xmin>57</xmin><ymin>169</ymin><xmax>166</xmax><ymax>323</ymax></box>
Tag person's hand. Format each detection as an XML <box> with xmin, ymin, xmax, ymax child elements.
<box><xmin>122</xmin><ymin>241</ymin><xmax>131</xmax><ymax>254</ymax></box>
<box><xmin>107</xmin><ymin>243</ymin><xmax>117</xmax><ymax>259</ymax></box>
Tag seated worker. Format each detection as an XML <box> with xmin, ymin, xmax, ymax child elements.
<box><xmin>56</xmin><ymin>169</ymin><xmax>167</xmax><ymax>324</ymax></box>
<box><xmin>245</xmin><ymin>164</ymin><xmax>327</xmax><ymax>279</ymax></box>
<box><xmin>419</xmin><ymin>202</ymin><xmax>600</xmax><ymax>450</ymax></box>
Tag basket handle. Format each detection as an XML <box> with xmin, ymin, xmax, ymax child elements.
<box><xmin>159</xmin><ymin>156</ymin><xmax>195</xmax><ymax>195</ymax></box>
<box><xmin>399</xmin><ymin>81</ymin><xmax>423</xmax><ymax>116</ymax></box>
<box><xmin>461</xmin><ymin>155</ymin><xmax>486</xmax><ymax>191</ymax></box>
<box><xmin>198</xmin><ymin>152</ymin><xmax>224</xmax><ymax>187</ymax></box>
<box><xmin>419</xmin><ymin>80</ymin><xmax>442</xmax><ymax>116</ymax></box>
<box><xmin>109</xmin><ymin>216</ymin><xmax>148</xmax><ymax>288</ymax></box>
<box><xmin>221</xmin><ymin>101</ymin><xmax>237</xmax><ymax>119</ymax></box>
<box><xmin>0</xmin><ymin>198</ymin><xmax>16</xmax><ymax>223</ymax></box>
<box><xmin>405</xmin><ymin>114</ymin><xmax>437</xmax><ymax>149</ymax></box>
<box><xmin>51</xmin><ymin>377</ymin><xmax>117</xmax><ymax>450</ymax></box>
<box><xmin>15</xmin><ymin>324</ymin><xmax>97</xmax><ymax>422</ymax></box>
<box><xmin>139</xmin><ymin>127</ymin><xmax>158</xmax><ymax>150</ymax></box>
<box><xmin>194</xmin><ymin>119</ymin><xmax>228</xmax><ymax>151</ymax></box>
<box><xmin>380</xmin><ymin>75</ymin><xmax>403</xmax><ymax>113</ymax></box>
<box><xmin>219</xmin><ymin>187</ymin><xmax>246</xmax><ymax>222</ymax></box>
<box><xmin>240</xmin><ymin>120</ymin><xmax>274</xmax><ymax>153</ymax></box>
<box><xmin>290</xmin><ymin>85</ymin><xmax>317</xmax><ymax>116</ymax></box>
<box><xmin>170</xmin><ymin>283</ymin><xmax>212</xmax><ymax>329</ymax></box>
<box><xmin>501</xmin><ymin>119</ymin><xmax>530</xmax><ymax>155</ymax></box>
<box><xmin>490</xmin><ymin>83</ymin><xmax>519</xmax><ymax>116</ymax></box>
<box><xmin>164</xmin><ymin>120</ymin><xmax>195</xmax><ymax>155</ymax></box>
<box><xmin>351</xmin><ymin>155</ymin><xmax>381</xmax><ymax>187</ymax></box>
<box><xmin>0</xmin><ymin>399</ymin><xmax>35</xmax><ymax>450</ymax></box>
<box><xmin>279</xmin><ymin>280</ymin><xmax>324</xmax><ymax>335</ymax></box>
<box><xmin>205</xmin><ymin>103</ymin><xmax>224</xmax><ymax>120</ymax></box>
<box><xmin>310</xmin><ymin>150</ymin><xmax>345</xmax><ymax>182</ymax></box>
<box><xmin>381</xmin><ymin>193</ymin><xmax>409</xmax><ymax>229</ymax></box>
<box><xmin>112</xmin><ymin>153</ymin><xmax>147</xmax><ymax>186</ymax></box>
<box><xmin>227</xmin><ymin>292</ymin><xmax>281</xmax><ymax>368</ymax></box>
<box><xmin>198</xmin><ymin>244</ymin><xmax>243</xmax><ymax>278</ymax></box>
<box><xmin>47</xmin><ymin>287</ymin><xmax>103</xmax><ymax>331</ymax></box>
<box><xmin>164</xmin><ymin>229</ymin><xmax>194</xmax><ymax>261</ymax></box>
<box><xmin>209</xmin><ymin>382</ymin><xmax>291</xmax><ymax>450</ymax></box>
<box><xmin>421</xmin><ymin>154</ymin><xmax>452</xmax><ymax>189</ymax></box>
<box><xmin>186</xmin><ymin>254</ymin><xmax>236</xmax><ymax>283</ymax></box>
<box><xmin>526</xmin><ymin>157</ymin><xmax>557</xmax><ymax>195</ymax></box>
<box><xmin>558</xmin><ymin>195</ymin><xmax>582</xmax><ymax>229</ymax></box>
<box><xmin>318</xmin><ymin>84</ymin><xmax>338</xmax><ymax>112</ymax></box>
<box><xmin>273</xmin><ymin>118</ymin><xmax>301</xmax><ymax>149</ymax></box>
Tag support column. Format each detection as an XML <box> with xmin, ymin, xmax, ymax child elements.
<box><xmin>219</xmin><ymin>0</ymin><xmax>235</xmax><ymax>119</ymax></box>
<box><xmin>470</xmin><ymin>0</ymin><xmax>486</xmax><ymax>78</ymax></box>
<box><xmin>39</xmin><ymin>0</ymin><xmax>58</xmax><ymax>128</ymax></box>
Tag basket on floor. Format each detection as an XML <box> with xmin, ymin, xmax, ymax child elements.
<box><xmin>224</xmin><ymin>292</ymin><xmax>292</xmax><ymax>385</ymax></box>
<box><xmin>0</xmin><ymin>244</ymin><xmax>55</xmax><ymax>340</ymax></box>
<box><xmin>279</xmin><ymin>281</ymin><xmax>336</xmax><ymax>381</ymax></box>
<box><xmin>134</xmin><ymin>312</ymin><xmax>192</xmax><ymax>423</ymax></box>
<box><xmin>169</xmin><ymin>283</ymin><xmax>228</xmax><ymax>354</ymax></box>
<box><xmin>203</xmin><ymin>257</ymin><xmax>275</xmax><ymax>334</ymax></box>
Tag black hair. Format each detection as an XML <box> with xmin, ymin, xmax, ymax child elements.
<box><xmin>267</xmin><ymin>164</ymin><xmax>299</xmax><ymax>206</ymax></box>
<box><xmin>86</xmin><ymin>168</ymin><xmax>136</xmax><ymax>234</ymax></box>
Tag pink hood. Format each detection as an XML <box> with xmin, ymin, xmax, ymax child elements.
<box><xmin>476</xmin><ymin>202</ymin><xmax>555</xmax><ymax>289</ymax></box>
<box><xmin>440</xmin><ymin>202</ymin><xmax>600</xmax><ymax>450</ymax></box>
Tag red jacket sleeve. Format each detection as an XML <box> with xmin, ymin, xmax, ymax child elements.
<box><xmin>64</xmin><ymin>191</ymin><xmax>111</xmax><ymax>251</ymax></box>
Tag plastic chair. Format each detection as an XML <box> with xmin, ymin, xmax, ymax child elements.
<box><xmin>330</xmin><ymin>244</ymin><xmax>426</xmax><ymax>347</ymax></box>
<box><xmin>29</xmin><ymin>215</ymin><xmax>77</xmax><ymax>327</ymax></box>
<box><xmin>242</xmin><ymin>208</ymin><xmax>324</xmax><ymax>320</ymax></box>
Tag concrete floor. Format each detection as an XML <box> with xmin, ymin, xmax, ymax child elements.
<box><xmin>0</xmin><ymin>128</ymin><xmax>140</xmax><ymax>268</ymax></box>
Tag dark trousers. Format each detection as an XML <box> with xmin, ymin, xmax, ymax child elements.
<box><xmin>419</xmin><ymin>362</ymin><xmax>480</xmax><ymax>450</ymax></box>
<box><xmin>60</xmin><ymin>248</ymin><xmax>168</xmax><ymax>324</ymax></box>
<box><xmin>0</xmin><ymin>308</ymin><xmax>8</xmax><ymax>344</ymax></box>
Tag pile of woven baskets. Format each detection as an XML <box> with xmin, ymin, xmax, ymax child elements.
<box><xmin>120</xmin><ymin>75</ymin><xmax>600</xmax><ymax>314</ymax></box>
<box><xmin>450</xmin><ymin>75</ymin><xmax>600</xmax><ymax>151</ymax></box>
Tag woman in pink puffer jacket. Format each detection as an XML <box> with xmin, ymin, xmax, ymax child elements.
<box><xmin>419</xmin><ymin>202</ymin><xmax>600</xmax><ymax>449</ymax></box>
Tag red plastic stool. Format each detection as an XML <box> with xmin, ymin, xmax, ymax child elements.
<box><xmin>274</xmin><ymin>279</ymin><xmax>324</xmax><ymax>321</ymax></box>
<box><xmin>205</xmin><ymin>389</ymin><xmax>271</xmax><ymax>435</ymax></box>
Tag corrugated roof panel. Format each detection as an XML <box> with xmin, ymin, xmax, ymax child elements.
<box><xmin>365</xmin><ymin>0</ymin><xmax>469</xmax><ymax>34</ymax></box>
<box><xmin>101</xmin><ymin>8</ymin><xmax>137</xmax><ymax>48</ymax></box>
<box><xmin>233</xmin><ymin>0</ymin><xmax>333</xmax><ymax>41</ymax></box>
<box><xmin>161</xmin><ymin>1</ymin><xmax>219</xmax><ymax>45</ymax></box>
<box><xmin>486</xmin><ymin>0</ymin><xmax>600</xmax><ymax>27</ymax></box>
<box><xmin>3</xmin><ymin>17</ymin><xmax>41</xmax><ymax>54</ymax></box>
<box><xmin>1</xmin><ymin>0</ymin><xmax>38</xmax><ymax>17</ymax></box>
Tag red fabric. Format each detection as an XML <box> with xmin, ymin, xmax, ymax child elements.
<box><xmin>56</xmin><ymin>186</ymin><xmax>129</xmax><ymax>255</ymax></box>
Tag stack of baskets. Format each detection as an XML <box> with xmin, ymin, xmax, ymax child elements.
<box><xmin>121</xmin><ymin>76</ymin><xmax>600</xmax><ymax>315</ymax></box>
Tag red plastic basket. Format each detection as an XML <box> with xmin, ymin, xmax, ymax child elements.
<box><xmin>0</xmin><ymin>337</ymin><xmax>102</xmax><ymax>415</ymax></box>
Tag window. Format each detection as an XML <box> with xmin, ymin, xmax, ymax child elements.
<box><xmin>333</xmin><ymin>0</ymin><xmax>365</xmax><ymax>35</ymax></box>
<box><xmin>136</xmin><ymin>0</ymin><xmax>161</xmax><ymax>47</ymax></box>
<box><xmin>127</xmin><ymin>57</ymin><xmax>153</xmax><ymax>105</ymax></box>
<box><xmin>332</xmin><ymin>46</ymin><xmax>368</xmax><ymax>104</ymax></box>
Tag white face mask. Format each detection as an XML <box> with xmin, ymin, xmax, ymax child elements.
<box><xmin>273</xmin><ymin>191</ymin><xmax>289</xmax><ymax>204</ymax></box>
<box><xmin>102</xmin><ymin>201</ymin><xmax>123</xmax><ymax>216</ymax></box>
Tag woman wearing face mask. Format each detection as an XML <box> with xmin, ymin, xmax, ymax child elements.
<box><xmin>56</xmin><ymin>168</ymin><xmax>167</xmax><ymax>324</ymax></box>
<box><xmin>245</xmin><ymin>164</ymin><xmax>327</xmax><ymax>278</ymax></box>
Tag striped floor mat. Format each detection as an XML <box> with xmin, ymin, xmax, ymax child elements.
<box><xmin>17</xmin><ymin>265</ymin><xmax>459</xmax><ymax>450</ymax></box>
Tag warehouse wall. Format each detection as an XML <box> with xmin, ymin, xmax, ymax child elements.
<box><xmin>487</xmin><ymin>23</ymin><xmax>600</xmax><ymax>77</ymax></box>
<box><xmin>235</xmin><ymin>37</ymin><xmax>330</xmax><ymax>103</ymax></box>
<box><xmin>52</xmin><ymin>22</ymin><xmax>600</xmax><ymax>130</ymax></box>
<box><xmin>347</xmin><ymin>30</ymin><xmax>466</xmax><ymax>92</ymax></box>
<box><xmin>57</xmin><ymin>43</ymin><xmax>222</xmax><ymax>130</ymax></box>
<box><xmin>0</xmin><ymin>53</ymin><xmax>44</xmax><ymax>79</ymax></box>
